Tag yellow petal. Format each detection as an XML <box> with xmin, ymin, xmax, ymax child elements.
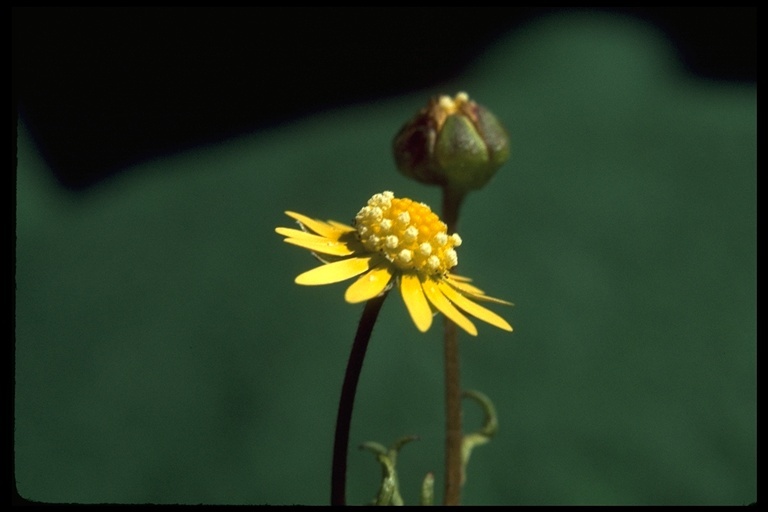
<box><xmin>275</xmin><ymin>226</ymin><xmax>329</xmax><ymax>241</ymax></box>
<box><xmin>283</xmin><ymin>238</ymin><xmax>355</xmax><ymax>256</ymax></box>
<box><xmin>422</xmin><ymin>277</ymin><xmax>477</xmax><ymax>336</ymax></box>
<box><xmin>328</xmin><ymin>220</ymin><xmax>357</xmax><ymax>233</ymax></box>
<box><xmin>438</xmin><ymin>281</ymin><xmax>513</xmax><ymax>332</ymax></box>
<box><xmin>344</xmin><ymin>265</ymin><xmax>393</xmax><ymax>303</ymax></box>
<box><xmin>277</xmin><ymin>227</ymin><xmax>355</xmax><ymax>256</ymax></box>
<box><xmin>400</xmin><ymin>273</ymin><xmax>433</xmax><ymax>332</ymax></box>
<box><xmin>295</xmin><ymin>257</ymin><xmax>372</xmax><ymax>285</ymax></box>
<box><xmin>277</xmin><ymin>226</ymin><xmax>350</xmax><ymax>248</ymax></box>
<box><xmin>445</xmin><ymin>275</ymin><xmax>485</xmax><ymax>295</ymax></box>
<box><xmin>278</xmin><ymin>226</ymin><xmax>364</xmax><ymax>257</ymax></box>
<box><xmin>285</xmin><ymin>211</ymin><xmax>348</xmax><ymax>240</ymax></box>
<box><xmin>445</xmin><ymin>276</ymin><xmax>513</xmax><ymax>306</ymax></box>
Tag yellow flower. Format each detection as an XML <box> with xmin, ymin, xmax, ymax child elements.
<box><xmin>275</xmin><ymin>191</ymin><xmax>513</xmax><ymax>336</ymax></box>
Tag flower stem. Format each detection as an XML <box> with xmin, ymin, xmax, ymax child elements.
<box><xmin>441</xmin><ymin>187</ymin><xmax>466</xmax><ymax>505</ymax></box>
<box><xmin>331</xmin><ymin>292</ymin><xmax>388</xmax><ymax>506</ymax></box>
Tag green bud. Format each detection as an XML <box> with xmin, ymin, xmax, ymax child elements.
<box><xmin>393</xmin><ymin>92</ymin><xmax>510</xmax><ymax>193</ymax></box>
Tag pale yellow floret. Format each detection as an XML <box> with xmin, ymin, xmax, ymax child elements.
<box><xmin>438</xmin><ymin>96</ymin><xmax>454</xmax><ymax>111</ymax></box>
<box><xmin>403</xmin><ymin>226</ymin><xmax>419</xmax><ymax>244</ymax></box>
<box><xmin>444</xmin><ymin>249</ymin><xmax>458</xmax><ymax>268</ymax></box>
<box><xmin>427</xmin><ymin>255</ymin><xmax>441</xmax><ymax>272</ymax></box>
<box><xmin>398</xmin><ymin>249</ymin><xmax>413</xmax><ymax>264</ymax></box>
<box><xmin>437</xmin><ymin>91</ymin><xmax>470</xmax><ymax>114</ymax></box>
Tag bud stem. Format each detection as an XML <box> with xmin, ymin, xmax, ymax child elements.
<box><xmin>441</xmin><ymin>187</ymin><xmax>466</xmax><ymax>505</ymax></box>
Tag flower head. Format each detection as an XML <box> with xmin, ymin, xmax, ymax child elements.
<box><xmin>275</xmin><ymin>191</ymin><xmax>513</xmax><ymax>336</ymax></box>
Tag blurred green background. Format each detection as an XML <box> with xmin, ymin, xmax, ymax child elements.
<box><xmin>15</xmin><ymin>12</ymin><xmax>755</xmax><ymax>505</ymax></box>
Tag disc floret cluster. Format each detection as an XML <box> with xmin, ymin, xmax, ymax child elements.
<box><xmin>355</xmin><ymin>191</ymin><xmax>462</xmax><ymax>276</ymax></box>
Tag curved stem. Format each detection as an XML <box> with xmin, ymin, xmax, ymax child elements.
<box><xmin>330</xmin><ymin>292</ymin><xmax>388</xmax><ymax>506</ymax></box>
<box><xmin>441</xmin><ymin>187</ymin><xmax>466</xmax><ymax>505</ymax></box>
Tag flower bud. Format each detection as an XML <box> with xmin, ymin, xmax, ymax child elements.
<box><xmin>393</xmin><ymin>92</ymin><xmax>510</xmax><ymax>192</ymax></box>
